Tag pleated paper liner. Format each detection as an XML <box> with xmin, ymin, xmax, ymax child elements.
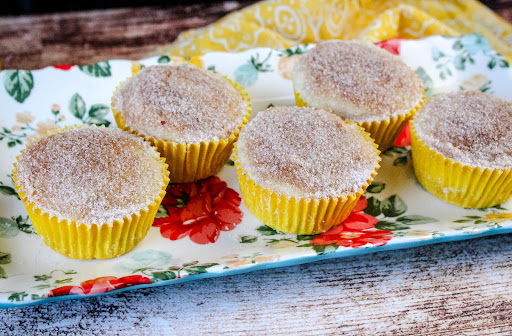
<box><xmin>112</xmin><ymin>75</ymin><xmax>252</xmax><ymax>183</ymax></box>
<box><xmin>410</xmin><ymin>121</ymin><xmax>512</xmax><ymax>208</ymax></box>
<box><xmin>13</xmin><ymin>125</ymin><xmax>170</xmax><ymax>260</ymax></box>
<box><xmin>233</xmin><ymin>126</ymin><xmax>381</xmax><ymax>235</ymax></box>
<box><xmin>295</xmin><ymin>91</ymin><xmax>425</xmax><ymax>152</ymax></box>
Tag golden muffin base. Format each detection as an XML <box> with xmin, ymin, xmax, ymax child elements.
<box><xmin>113</xmin><ymin>76</ymin><xmax>251</xmax><ymax>183</ymax></box>
<box><xmin>410</xmin><ymin>121</ymin><xmax>512</xmax><ymax>208</ymax></box>
<box><xmin>13</xmin><ymin>126</ymin><xmax>170</xmax><ymax>260</ymax></box>
<box><xmin>233</xmin><ymin>127</ymin><xmax>380</xmax><ymax>235</ymax></box>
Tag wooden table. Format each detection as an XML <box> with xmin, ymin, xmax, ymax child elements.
<box><xmin>2</xmin><ymin>2</ymin><xmax>512</xmax><ymax>335</ymax></box>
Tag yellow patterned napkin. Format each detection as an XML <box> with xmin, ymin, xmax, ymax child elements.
<box><xmin>155</xmin><ymin>0</ymin><xmax>512</xmax><ymax>60</ymax></box>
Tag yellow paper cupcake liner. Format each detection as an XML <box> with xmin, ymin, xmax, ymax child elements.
<box><xmin>295</xmin><ymin>91</ymin><xmax>425</xmax><ymax>152</ymax></box>
<box><xmin>13</xmin><ymin>125</ymin><xmax>170</xmax><ymax>260</ymax></box>
<box><xmin>410</xmin><ymin>121</ymin><xmax>512</xmax><ymax>208</ymax></box>
<box><xmin>233</xmin><ymin>125</ymin><xmax>381</xmax><ymax>235</ymax></box>
<box><xmin>112</xmin><ymin>74</ymin><xmax>252</xmax><ymax>183</ymax></box>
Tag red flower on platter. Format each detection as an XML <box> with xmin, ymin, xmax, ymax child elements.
<box><xmin>153</xmin><ymin>176</ymin><xmax>243</xmax><ymax>245</ymax></box>
<box><xmin>47</xmin><ymin>275</ymin><xmax>151</xmax><ymax>297</ymax></box>
<box><xmin>53</xmin><ymin>64</ymin><xmax>74</xmax><ymax>70</ymax></box>
<box><xmin>375</xmin><ymin>38</ymin><xmax>407</xmax><ymax>55</ymax></box>
<box><xmin>394</xmin><ymin>122</ymin><xmax>411</xmax><ymax>147</ymax></box>
<box><xmin>310</xmin><ymin>196</ymin><xmax>393</xmax><ymax>248</ymax></box>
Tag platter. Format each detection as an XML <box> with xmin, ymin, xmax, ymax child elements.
<box><xmin>1</xmin><ymin>34</ymin><xmax>511</xmax><ymax>308</ymax></box>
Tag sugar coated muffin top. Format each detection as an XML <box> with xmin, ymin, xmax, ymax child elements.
<box><xmin>113</xmin><ymin>64</ymin><xmax>248</xmax><ymax>143</ymax></box>
<box><xmin>413</xmin><ymin>91</ymin><xmax>512</xmax><ymax>169</ymax></box>
<box><xmin>292</xmin><ymin>40</ymin><xmax>424</xmax><ymax>122</ymax></box>
<box><xmin>15</xmin><ymin>126</ymin><xmax>168</xmax><ymax>224</ymax></box>
<box><xmin>236</xmin><ymin>106</ymin><xmax>380</xmax><ymax>199</ymax></box>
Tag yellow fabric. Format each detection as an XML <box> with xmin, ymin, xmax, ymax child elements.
<box><xmin>156</xmin><ymin>0</ymin><xmax>512</xmax><ymax>60</ymax></box>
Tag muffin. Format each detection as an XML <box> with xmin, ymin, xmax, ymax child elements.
<box><xmin>292</xmin><ymin>40</ymin><xmax>425</xmax><ymax>151</ymax></box>
<box><xmin>13</xmin><ymin>126</ymin><xmax>170</xmax><ymax>259</ymax></box>
<box><xmin>112</xmin><ymin>64</ymin><xmax>251</xmax><ymax>183</ymax></box>
<box><xmin>234</xmin><ymin>106</ymin><xmax>380</xmax><ymax>234</ymax></box>
<box><xmin>411</xmin><ymin>91</ymin><xmax>512</xmax><ymax>208</ymax></box>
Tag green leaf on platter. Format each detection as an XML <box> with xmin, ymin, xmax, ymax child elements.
<box><xmin>3</xmin><ymin>70</ymin><xmax>34</xmax><ymax>103</ymax></box>
<box><xmin>296</xmin><ymin>234</ymin><xmax>316</xmax><ymax>241</ymax></box>
<box><xmin>54</xmin><ymin>278</ymin><xmax>73</xmax><ymax>285</ymax></box>
<box><xmin>393</xmin><ymin>156</ymin><xmax>408</xmax><ymax>166</ymax></box>
<box><xmin>156</xmin><ymin>204</ymin><xmax>169</xmax><ymax>218</ymax></box>
<box><xmin>366</xmin><ymin>182</ymin><xmax>386</xmax><ymax>194</ymax></box>
<box><xmin>0</xmin><ymin>185</ymin><xmax>20</xmax><ymax>199</ymax></box>
<box><xmin>0</xmin><ymin>252</ymin><xmax>11</xmax><ymax>264</ymax></box>
<box><xmin>453</xmin><ymin>219</ymin><xmax>472</xmax><ymax>223</ymax></box>
<box><xmin>158</xmin><ymin>56</ymin><xmax>171</xmax><ymax>64</ymax></box>
<box><xmin>452</xmin><ymin>40</ymin><xmax>463</xmax><ymax>50</ymax></box>
<box><xmin>33</xmin><ymin>284</ymin><xmax>51</xmax><ymax>290</ymax></box>
<box><xmin>7</xmin><ymin>141</ymin><xmax>16</xmax><ymax>148</ymax></box>
<box><xmin>475</xmin><ymin>220</ymin><xmax>486</xmax><ymax>224</ymax></box>
<box><xmin>34</xmin><ymin>274</ymin><xmax>51</xmax><ymax>282</ymax></box>
<box><xmin>312</xmin><ymin>244</ymin><xmax>338</xmax><ymax>255</ymax></box>
<box><xmin>453</xmin><ymin>55</ymin><xmax>466</xmax><ymax>70</ymax></box>
<box><xmin>396</xmin><ymin>215</ymin><xmax>438</xmax><ymax>225</ymax></box>
<box><xmin>226</xmin><ymin>159</ymin><xmax>235</xmax><ymax>166</ymax></box>
<box><xmin>88</xmin><ymin>104</ymin><xmax>110</xmax><ymax>118</ymax></box>
<box><xmin>256</xmin><ymin>225</ymin><xmax>281</xmax><ymax>236</ymax></box>
<box><xmin>381</xmin><ymin>195</ymin><xmax>407</xmax><ymax>217</ymax></box>
<box><xmin>383</xmin><ymin>146</ymin><xmax>408</xmax><ymax>156</ymax></box>
<box><xmin>207</xmin><ymin>65</ymin><xmax>217</xmax><ymax>72</ymax></box>
<box><xmin>492</xmin><ymin>204</ymin><xmax>507</xmax><ymax>210</ymax></box>
<box><xmin>0</xmin><ymin>267</ymin><xmax>6</xmax><ymax>279</ymax></box>
<box><xmin>64</xmin><ymin>270</ymin><xmax>77</xmax><ymax>275</ymax></box>
<box><xmin>375</xmin><ymin>220</ymin><xmax>410</xmax><ymax>231</ymax></box>
<box><xmin>364</xmin><ymin>196</ymin><xmax>382</xmax><ymax>217</ymax></box>
<box><xmin>185</xmin><ymin>265</ymin><xmax>213</xmax><ymax>274</ymax></box>
<box><xmin>488</xmin><ymin>58</ymin><xmax>497</xmax><ymax>69</ymax></box>
<box><xmin>31</xmin><ymin>294</ymin><xmax>45</xmax><ymax>301</ymax></box>
<box><xmin>8</xmin><ymin>292</ymin><xmax>28</xmax><ymax>302</ymax></box>
<box><xmin>431</xmin><ymin>47</ymin><xmax>444</xmax><ymax>61</ymax></box>
<box><xmin>86</xmin><ymin>117</ymin><xmax>111</xmax><ymax>127</ymax></box>
<box><xmin>69</xmin><ymin>93</ymin><xmax>86</xmax><ymax>119</ymax></box>
<box><xmin>185</xmin><ymin>263</ymin><xmax>218</xmax><ymax>275</ymax></box>
<box><xmin>464</xmin><ymin>215</ymin><xmax>481</xmax><ymax>219</ymax></box>
<box><xmin>415</xmin><ymin>67</ymin><xmax>433</xmax><ymax>98</ymax></box>
<box><xmin>151</xmin><ymin>271</ymin><xmax>176</xmax><ymax>282</ymax></box>
<box><xmin>78</xmin><ymin>61</ymin><xmax>111</xmax><ymax>77</ymax></box>
<box><xmin>240</xmin><ymin>235</ymin><xmax>258</xmax><ymax>243</ymax></box>
<box><xmin>0</xmin><ymin>217</ymin><xmax>20</xmax><ymax>238</ymax></box>
<box><xmin>499</xmin><ymin>59</ymin><xmax>510</xmax><ymax>68</ymax></box>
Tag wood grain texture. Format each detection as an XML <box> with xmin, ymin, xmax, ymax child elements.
<box><xmin>2</xmin><ymin>3</ymin><xmax>512</xmax><ymax>335</ymax></box>
<box><xmin>2</xmin><ymin>234</ymin><xmax>512</xmax><ymax>335</ymax></box>
<box><xmin>0</xmin><ymin>1</ymin><xmax>258</xmax><ymax>70</ymax></box>
<box><xmin>0</xmin><ymin>2</ymin><xmax>510</xmax><ymax>70</ymax></box>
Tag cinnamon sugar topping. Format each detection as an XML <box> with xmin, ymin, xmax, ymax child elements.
<box><xmin>236</xmin><ymin>106</ymin><xmax>380</xmax><ymax>199</ymax></box>
<box><xmin>113</xmin><ymin>64</ymin><xmax>247</xmax><ymax>143</ymax></box>
<box><xmin>15</xmin><ymin>127</ymin><xmax>167</xmax><ymax>225</ymax></box>
<box><xmin>292</xmin><ymin>40</ymin><xmax>424</xmax><ymax>122</ymax></box>
<box><xmin>414</xmin><ymin>91</ymin><xmax>512</xmax><ymax>169</ymax></box>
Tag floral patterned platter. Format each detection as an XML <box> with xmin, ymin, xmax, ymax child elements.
<box><xmin>1</xmin><ymin>34</ymin><xmax>512</xmax><ymax>308</ymax></box>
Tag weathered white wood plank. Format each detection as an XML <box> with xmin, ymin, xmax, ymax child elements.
<box><xmin>2</xmin><ymin>235</ymin><xmax>512</xmax><ymax>335</ymax></box>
